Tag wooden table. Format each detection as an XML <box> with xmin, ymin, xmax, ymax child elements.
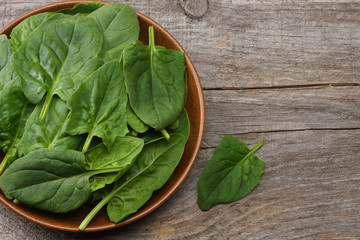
<box><xmin>1</xmin><ymin>0</ymin><xmax>359</xmax><ymax>239</ymax></box>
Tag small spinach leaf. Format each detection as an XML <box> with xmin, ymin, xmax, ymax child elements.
<box><xmin>168</xmin><ymin>119</ymin><xmax>179</xmax><ymax>130</ymax></box>
<box><xmin>66</xmin><ymin>60</ymin><xmax>128</xmax><ymax>153</ymax></box>
<box><xmin>126</xmin><ymin>103</ymin><xmax>149</xmax><ymax>134</ymax></box>
<box><xmin>86</xmin><ymin>136</ymin><xmax>143</xmax><ymax>170</ymax></box>
<box><xmin>18</xmin><ymin>97</ymin><xmax>82</xmax><ymax>155</ymax></box>
<box><xmin>0</xmin><ymin>148</ymin><xmax>123</xmax><ymax>213</ymax></box>
<box><xmin>89</xmin><ymin>2</ymin><xmax>140</xmax><ymax>62</ymax></box>
<box><xmin>169</xmin><ymin>108</ymin><xmax>190</xmax><ymax>140</ymax></box>
<box><xmin>12</xmin><ymin>14</ymin><xmax>103</xmax><ymax>121</ymax></box>
<box><xmin>86</xmin><ymin>136</ymin><xmax>144</xmax><ymax>191</ymax></box>
<box><xmin>123</xmin><ymin>26</ymin><xmax>186</xmax><ymax>130</ymax></box>
<box><xmin>57</xmin><ymin>2</ymin><xmax>103</xmax><ymax>15</ymax></box>
<box><xmin>198</xmin><ymin>136</ymin><xmax>265</xmax><ymax>211</ymax></box>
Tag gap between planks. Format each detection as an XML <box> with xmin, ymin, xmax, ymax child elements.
<box><xmin>200</xmin><ymin>128</ymin><xmax>360</xmax><ymax>149</ymax></box>
<box><xmin>203</xmin><ymin>83</ymin><xmax>360</xmax><ymax>91</ymax></box>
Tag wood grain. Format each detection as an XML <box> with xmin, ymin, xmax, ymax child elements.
<box><xmin>202</xmin><ymin>86</ymin><xmax>360</xmax><ymax>147</ymax></box>
<box><xmin>1</xmin><ymin>0</ymin><xmax>360</xmax><ymax>239</ymax></box>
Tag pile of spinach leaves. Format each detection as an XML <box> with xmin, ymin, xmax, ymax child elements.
<box><xmin>0</xmin><ymin>2</ymin><xmax>189</xmax><ymax>230</ymax></box>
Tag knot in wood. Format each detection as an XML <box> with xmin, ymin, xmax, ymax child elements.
<box><xmin>179</xmin><ymin>0</ymin><xmax>209</xmax><ymax>19</ymax></box>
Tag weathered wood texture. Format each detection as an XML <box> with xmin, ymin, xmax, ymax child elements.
<box><xmin>1</xmin><ymin>0</ymin><xmax>360</xmax><ymax>239</ymax></box>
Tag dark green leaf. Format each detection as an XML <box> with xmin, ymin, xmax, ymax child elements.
<box><xmin>11</xmin><ymin>14</ymin><xmax>103</xmax><ymax>121</ymax></box>
<box><xmin>126</xmin><ymin>103</ymin><xmax>149</xmax><ymax>133</ymax></box>
<box><xmin>66</xmin><ymin>60</ymin><xmax>128</xmax><ymax>153</ymax></box>
<box><xmin>168</xmin><ymin>119</ymin><xmax>179</xmax><ymax>130</ymax></box>
<box><xmin>86</xmin><ymin>136</ymin><xmax>143</xmax><ymax>170</ymax></box>
<box><xmin>198</xmin><ymin>136</ymin><xmax>265</xmax><ymax>211</ymax></box>
<box><xmin>0</xmin><ymin>78</ymin><xmax>35</xmax><ymax>167</ymax></box>
<box><xmin>89</xmin><ymin>2</ymin><xmax>140</xmax><ymax>62</ymax></box>
<box><xmin>169</xmin><ymin>108</ymin><xmax>190</xmax><ymax>140</ymax></box>
<box><xmin>81</xmin><ymin>110</ymin><xmax>190</xmax><ymax>228</ymax></box>
<box><xmin>79</xmin><ymin>133</ymin><xmax>187</xmax><ymax>229</ymax></box>
<box><xmin>18</xmin><ymin>97</ymin><xmax>82</xmax><ymax>155</ymax></box>
<box><xmin>123</xmin><ymin>27</ymin><xmax>186</xmax><ymax>130</ymax></box>
<box><xmin>0</xmin><ymin>148</ymin><xmax>123</xmax><ymax>213</ymax></box>
<box><xmin>0</xmin><ymin>35</ymin><xmax>16</xmax><ymax>91</ymax></box>
<box><xmin>0</xmin><ymin>36</ymin><xmax>33</xmax><ymax>171</ymax></box>
<box><xmin>86</xmin><ymin>136</ymin><xmax>144</xmax><ymax>191</ymax></box>
<box><xmin>0</xmin><ymin>149</ymin><xmax>89</xmax><ymax>213</ymax></box>
<box><xmin>79</xmin><ymin>109</ymin><xmax>190</xmax><ymax>229</ymax></box>
<box><xmin>138</xmin><ymin>108</ymin><xmax>190</xmax><ymax>144</ymax></box>
<box><xmin>9</xmin><ymin>12</ymin><xmax>57</xmax><ymax>51</ymax></box>
<box><xmin>107</xmin><ymin>133</ymin><xmax>187</xmax><ymax>222</ymax></box>
<box><xmin>57</xmin><ymin>2</ymin><xmax>103</xmax><ymax>15</ymax></box>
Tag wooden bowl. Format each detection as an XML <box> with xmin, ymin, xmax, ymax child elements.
<box><xmin>0</xmin><ymin>0</ymin><xmax>205</xmax><ymax>232</ymax></box>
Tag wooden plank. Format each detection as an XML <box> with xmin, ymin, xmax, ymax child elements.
<box><xmin>202</xmin><ymin>86</ymin><xmax>360</xmax><ymax>147</ymax></box>
<box><xmin>177</xmin><ymin>1</ymin><xmax>360</xmax><ymax>89</ymax></box>
<box><xmin>0</xmin><ymin>129</ymin><xmax>359</xmax><ymax>239</ymax></box>
<box><xmin>0</xmin><ymin>1</ymin><xmax>359</xmax><ymax>239</ymax></box>
<box><xmin>2</xmin><ymin>1</ymin><xmax>360</xmax><ymax>89</ymax></box>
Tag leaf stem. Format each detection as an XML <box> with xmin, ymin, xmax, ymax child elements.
<box><xmin>39</xmin><ymin>93</ymin><xmax>53</xmax><ymax>122</ymax></box>
<box><xmin>78</xmin><ymin>188</ymin><xmax>116</xmax><ymax>231</ymax></box>
<box><xmin>247</xmin><ymin>140</ymin><xmax>264</xmax><ymax>157</ymax></box>
<box><xmin>160</xmin><ymin>129</ymin><xmax>170</xmax><ymax>141</ymax></box>
<box><xmin>82</xmin><ymin>133</ymin><xmax>93</xmax><ymax>153</ymax></box>
<box><xmin>148</xmin><ymin>26</ymin><xmax>155</xmax><ymax>52</ymax></box>
<box><xmin>0</xmin><ymin>151</ymin><xmax>10</xmax><ymax>175</ymax></box>
<box><xmin>90</xmin><ymin>167</ymin><xmax>123</xmax><ymax>175</ymax></box>
<box><xmin>79</xmin><ymin>167</ymin><xmax>125</xmax><ymax>230</ymax></box>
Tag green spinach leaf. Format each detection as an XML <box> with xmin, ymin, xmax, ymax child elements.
<box><xmin>80</xmin><ymin>109</ymin><xmax>189</xmax><ymax>230</ymax></box>
<box><xmin>123</xmin><ymin>26</ymin><xmax>186</xmax><ymax>131</ymax></box>
<box><xmin>66</xmin><ymin>60</ymin><xmax>128</xmax><ymax>153</ymax></box>
<box><xmin>0</xmin><ymin>78</ymin><xmax>35</xmax><ymax>174</ymax></box>
<box><xmin>0</xmin><ymin>35</ymin><xmax>16</xmax><ymax>91</ymax></box>
<box><xmin>169</xmin><ymin>108</ymin><xmax>190</xmax><ymax>140</ymax></box>
<box><xmin>0</xmin><ymin>148</ymin><xmax>123</xmax><ymax>213</ymax></box>
<box><xmin>86</xmin><ymin>136</ymin><xmax>144</xmax><ymax>191</ymax></box>
<box><xmin>126</xmin><ymin>103</ymin><xmax>149</xmax><ymax>134</ymax></box>
<box><xmin>18</xmin><ymin>97</ymin><xmax>82</xmax><ymax>156</ymax></box>
<box><xmin>57</xmin><ymin>2</ymin><xmax>103</xmax><ymax>15</ymax></box>
<box><xmin>86</xmin><ymin>136</ymin><xmax>143</xmax><ymax>170</ymax></box>
<box><xmin>9</xmin><ymin>12</ymin><xmax>57</xmax><ymax>51</ymax></box>
<box><xmin>198</xmin><ymin>136</ymin><xmax>265</xmax><ymax>211</ymax></box>
<box><xmin>89</xmin><ymin>2</ymin><xmax>140</xmax><ymax>62</ymax></box>
<box><xmin>168</xmin><ymin>119</ymin><xmax>179</xmax><ymax>130</ymax></box>
<box><xmin>138</xmin><ymin>108</ymin><xmax>190</xmax><ymax>144</ymax></box>
<box><xmin>79</xmin><ymin>133</ymin><xmax>187</xmax><ymax>230</ymax></box>
<box><xmin>106</xmin><ymin>134</ymin><xmax>188</xmax><ymax>223</ymax></box>
<box><xmin>11</xmin><ymin>14</ymin><xmax>103</xmax><ymax>121</ymax></box>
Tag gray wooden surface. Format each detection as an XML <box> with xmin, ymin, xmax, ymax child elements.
<box><xmin>1</xmin><ymin>0</ymin><xmax>360</xmax><ymax>239</ymax></box>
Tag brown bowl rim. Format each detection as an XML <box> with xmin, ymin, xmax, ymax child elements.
<box><xmin>0</xmin><ymin>0</ymin><xmax>205</xmax><ymax>232</ymax></box>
